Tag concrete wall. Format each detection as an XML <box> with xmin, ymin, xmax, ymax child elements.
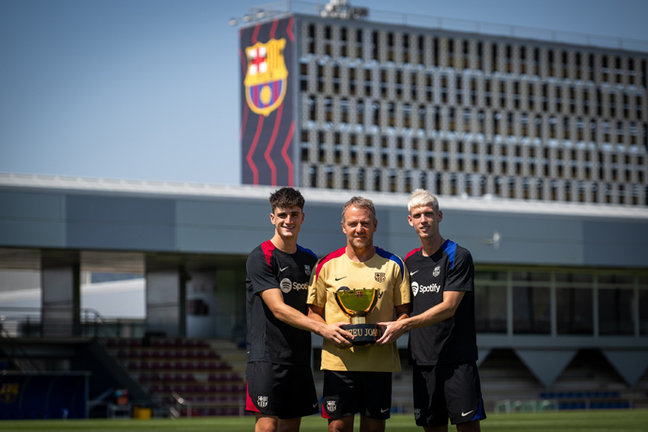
<box><xmin>5</xmin><ymin>181</ymin><xmax>647</xmax><ymax>268</ymax></box>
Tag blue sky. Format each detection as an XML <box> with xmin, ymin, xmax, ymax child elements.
<box><xmin>1</xmin><ymin>0</ymin><xmax>647</xmax><ymax>186</ymax></box>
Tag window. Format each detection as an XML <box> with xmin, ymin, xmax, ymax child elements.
<box><xmin>598</xmin><ymin>274</ymin><xmax>635</xmax><ymax>335</ymax></box>
<box><xmin>475</xmin><ymin>271</ymin><xmax>508</xmax><ymax>333</ymax></box>
<box><xmin>513</xmin><ymin>271</ymin><xmax>551</xmax><ymax>334</ymax></box>
<box><xmin>640</xmin><ymin>276</ymin><xmax>648</xmax><ymax>335</ymax></box>
<box><xmin>556</xmin><ymin>273</ymin><xmax>594</xmax><ymax>335</ymax></box>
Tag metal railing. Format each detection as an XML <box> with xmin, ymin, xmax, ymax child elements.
<box><xmin>0</xmin><ymin>325</ymin><xmax>39</xmax><ymax>371</ymax></box>
<box><xmin>0</xmin><ymin>306</ymin><xmax>146</xmax><ymax>339</ymax></box>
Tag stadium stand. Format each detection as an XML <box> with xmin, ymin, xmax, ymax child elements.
<box><xmin>482</xmin><ymin>348</ymin><xmax>648</xmax><ymax>412</ymax></box>
<box><xmin>103</xmin><ymin>337</ymin><xmax>246</xmax><ymax>417</ymax></box>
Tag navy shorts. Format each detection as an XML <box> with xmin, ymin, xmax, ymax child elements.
<box><xmin>245</xmin><ymin>361</ymin><xmax>318</xmax><ymax>419</ymax></box>
<box><xmin>321</xmin><ymin>370</ymin><xmax>392</xmax><ymax>420</ymax></box>
<box><xmin>413</xmin><ymin>362</ymin><xmax>486</xmax><ymax>427</ymax></box>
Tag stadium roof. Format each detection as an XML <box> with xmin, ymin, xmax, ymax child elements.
<box><xmin>2</xmin><ymin>172</ymin><xmax>647</xmax><ymax>221</ymax></box>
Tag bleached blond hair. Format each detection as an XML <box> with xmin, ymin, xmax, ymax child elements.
<box><xmin>407</xmin><ymin>189</ymin><xmax>439</xmax><ymax>213</ymax></box>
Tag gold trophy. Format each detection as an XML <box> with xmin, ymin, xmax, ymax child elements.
<box><xmin>335</xmin><ymin>287</ymin><xmax>379</xmax><ymax>345</ymax></box>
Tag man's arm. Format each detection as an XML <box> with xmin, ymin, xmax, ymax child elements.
<box><xmin>261</xmin><ymin>289</ymin><xmax>353</xmax><ymax>347</ymax></box>
<box><xmin>394</xmin><ymin>303</ymin><xmax>410</xmax><ymax>321</ymax></box>
<box><xmin>261</xmin><ymin>288</ymin><xmax>321</xmax><ymax>332</ymax></box>
<box><xmin>307</xmin><ymin>304</ymin><xmax>353</xmax><ymax>347</ymax></box>
<box><xmin>376</xmin><ymin>290</ymin><xmax>464</xmax><ymax>344</ymax></box>
<box><xmin>307</xmin><ymin>304</ymin><xmax>326</xmax><ymax>321</ymax></box>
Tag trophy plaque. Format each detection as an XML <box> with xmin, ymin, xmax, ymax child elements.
<box><xmin>335</xmin><ymin>287</ymin><xmax>379</xmax><ymax>345</ymax></box>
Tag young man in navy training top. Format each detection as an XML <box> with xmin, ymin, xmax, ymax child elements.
<box><xmin>245</xmin><ymin>187</ymin><xmax>352</xmax><ymax>432</ymax></box>
<box><xmin>377</xmin><ymin>189</ymin><xmax>486</xmax><ymax>432</ymax></box>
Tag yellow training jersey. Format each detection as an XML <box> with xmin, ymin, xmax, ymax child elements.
<box><xmin>307</xmin><ymin>247</ymin><xmax>410</xmax><ymax>372</ymax></box>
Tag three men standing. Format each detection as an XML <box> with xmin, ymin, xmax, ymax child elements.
<box><xmin>245</xmin><ymin>188</ymin><xmax>485</xmax><ymax>432</ymax></box>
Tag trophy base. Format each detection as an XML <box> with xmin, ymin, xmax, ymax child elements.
<box><xmin>342</xmin><ymin>323</ymin><xmax>379</xmax><ymax>345</ymax></box>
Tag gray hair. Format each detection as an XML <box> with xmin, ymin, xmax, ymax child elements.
<box><xmin>341</xmin><ymin>196</ymin><xmax>376</xmax><ymax>222</ymax></box>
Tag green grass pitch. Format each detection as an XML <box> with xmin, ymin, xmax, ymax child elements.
<box><xmin>1</xmin><ymin>410</ymin><xmax>647</xmax><ymax>432</ymax></box>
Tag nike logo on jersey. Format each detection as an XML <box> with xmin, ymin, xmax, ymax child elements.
<box><xmin>279</xmin><ymin>266</ymin><xmax>289</xmax><ymax>272</ymax></box>
<box><xmin>380</xmin><ymin>408</ymin><xmax>390</xmax><ymax>413</ymax></box>
<box><xmin>461</xmin><ymin>409</ymin><xmax>474</xmax><ymax>417</ymax></box>
<box><xmin>335</xmin><ymin>276</ymin><xmax>347</xmax><ymax>281</ymax></box>
<box><xmin>409</xmin><ymin>270</ymin><xmax>419</xmax><ymax>276</ymax></box>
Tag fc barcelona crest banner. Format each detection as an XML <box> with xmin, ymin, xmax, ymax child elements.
<box><xmin>239</xmin><ymin>17</ymin><xmax>295</xmax><ymax>186</ymax></box>
<box><xmin>245</xmin><ymin>39</ymin><xmax>287</xmax><ymax>117</ymax></box>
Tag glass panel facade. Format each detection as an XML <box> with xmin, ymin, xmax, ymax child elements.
<box><xmin>599</xmin><ymin>288</ymin><xmax>634</xmax><ymax>335</ymax></box>
<box><xmin>555</xmin><ymin>272</ymin><xmax>593</xmax><ymax>284</ymax></box>
<box><xmin>640</xmin><ymin>288</ymin><xmax>648</xmax><ymax>336</ymax></box>
<box><xmin>641</xmin><ymin>276</ymin><xmax>648</xmax><ymax>336</ymax></box>
<box><xmin>474</xmin><ymin>268</ymin><xmax>646</xmax><ymax>337</ymax></box>
<box><xmin>557</xmin><ymin>287</ymin><xmax>593</xmax><ymax>334</ymax></box>
<box><xmin>598</xmin><ymin>274</ymin><xmax>635</xmax><ymax>336</ymax></box>
<box><xmin>556</xmin><ymin>272</ymin><xmax>594</xmax><ymax>335</ymax></box>
<box><xmin>513</xmin><ymin>285</ymin><xmax>550</xmax><ymax>334</ymax></box>
<box><xmin>512</xmin><ymin>271</ymin><xmax>550</xmax><ymax>282</ymax></box>
<box><xmin>476</xmin><ymin>270</ymin><xmax>508</xmax><ymax>282</ymax></box>
<box><xmin>475</xmin><ymin>284</ymin><xmax>507</xmax><ymax>333</ymax></box>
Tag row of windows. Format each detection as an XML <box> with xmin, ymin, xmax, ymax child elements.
<box><xmin>300</xmin><ymin>136</ymin><xmax>645</xmax><ymax>184</ymax></box>
<box><xmin>474</xmin><ymin>268</ymin><xmax>648</xmax><ymax>336</ymax></box>
<box><xmin>303</xmin><ymin>97</ymin><xmax>648</xmax><ymax>149</ymax></box>
<box><xmin>302</xmin><ymin>23</ymin><xmax>648</xmax><ymax>87</ymax></box>
<box><xmin>301</xmin><ymin>165</ymin><xmax>647</xmax><ymax>205</ymax></box>
<box><xmin>300</xmin><ymin>64</ymin><xmax>646</xmax><ymax>120</ymax></box>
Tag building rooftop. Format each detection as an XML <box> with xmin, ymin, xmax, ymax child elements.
<box><xmin>233</xmin><ymin>0</ymin><xmax>648</xmax><ymax>52</ymax></box>
<box><xmin>3</xmin><ymin>172</ymin><xmax>647</xmax><ymax>220</ymax></box>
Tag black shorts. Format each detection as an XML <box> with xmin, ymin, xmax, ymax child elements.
<box><xmin>245</xmin><ymin>361</ymin><xmax>318</xmax><ymax>419</ymax></box>
<box><xmin>413</xmin><ymin>362</ymin><xmax>486</xmax><ymax>427</ymax></box>
<box><xmin>321</xmin><ymin>370</ymin><xmax>392</xmax><ymax>420</ymax></box>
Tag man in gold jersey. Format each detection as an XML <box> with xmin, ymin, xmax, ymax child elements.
<box><xmin>307</xmin><ymin>196</ymin><xmax>410</xmax><ymax>432</ymax></box>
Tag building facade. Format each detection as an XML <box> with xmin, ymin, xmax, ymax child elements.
<box><xmin>239</xmin><ymin>2</ymin><xmax>648</xmax><ymax>206</ymax></box>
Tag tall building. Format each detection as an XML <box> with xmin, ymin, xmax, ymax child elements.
<box><xmin>239</xmin><ymin>0</ymin><xmax>648</xmax><ymax>206</ymax></box>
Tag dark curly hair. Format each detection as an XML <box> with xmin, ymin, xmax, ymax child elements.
<box><xmin>269</xmin><ymin>187</ymin><xmax>305</xmax><ymax>212</ymax></box>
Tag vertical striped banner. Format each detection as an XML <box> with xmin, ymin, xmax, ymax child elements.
<box><xmin>239</xmin><ymin>17</ymin><xmax>295</xmax><ymax>187</ymax></box>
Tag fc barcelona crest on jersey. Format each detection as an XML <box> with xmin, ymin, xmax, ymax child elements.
<box><xmin>244</xmin><ymin>38</ymin><xmax>288</xmax><ymax>117</ymax></box>
<box><xmin>257</xmin><ymin>395</ymin><xmax>269</xmax><ymax>408</ymax></box>
<box><xmin>433</xmin><ymin>266</ymin><xmax>441</xmax><ymax>277</ymax></box>
<box><xmin>326</xmin><ymin>400</ymin><xmax>337</xmax><ymax>413</ymax></box>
